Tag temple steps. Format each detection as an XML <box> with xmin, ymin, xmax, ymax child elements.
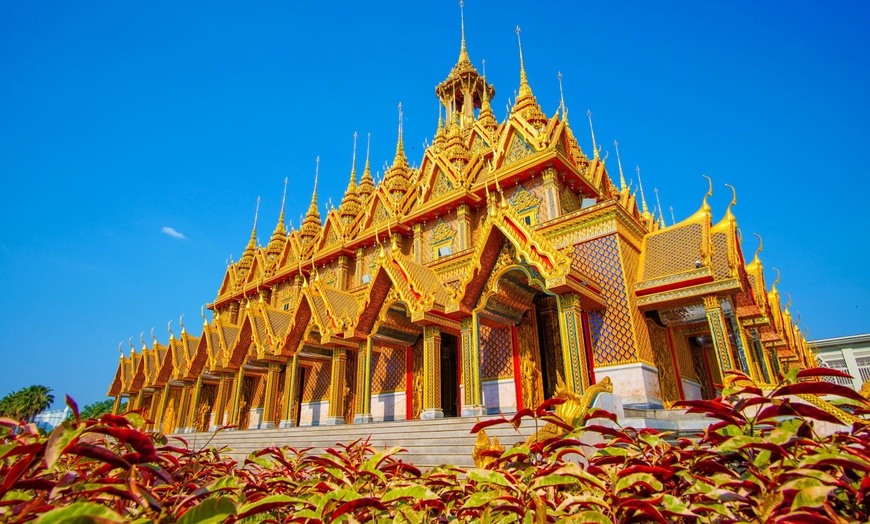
<box><xmin>171</xmin><ymin>410</ymin><xmax>711</xmax><ymax>469</ymax></box>
<box><xmin>172</xmin><ymin>416</ymin><xmax>535</xmax><ymax>469</ymax></box>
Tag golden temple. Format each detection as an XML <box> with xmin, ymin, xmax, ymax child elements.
<box><xmin>107</xmin><ymin>20</ymin><xmax>817</xmax><ymax>434</ymax></box>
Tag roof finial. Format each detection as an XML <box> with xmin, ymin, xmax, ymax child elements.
<box><xmin>753</xmin><ymin>233</ymin><xmax>764</xmax><ymax>262</ymax></box>
<box><xmin>614</xmin><ymin>140</ymin><xmax>627</xmax><ymax>190</ymax></box>
<box><xmin>784</xmin><ymin>292</ymin><xmax>792</xmax><ymax>312</ymax></box>
<box><xmin>772</xmin><ymin>267</ymin><xmax>781</xmax><ymax>290</ymax></box>
<box><xmin>635</xmin><ymin>165</ymin><xmax>649</xmax><ymax>215</ymax></box>
<box><xmin>351</xmin><ymin>131</ymin><xmax>358</xmax><ymax>182</ymax></box>
<box><xmin>724</xmin><ymin>183</ymin><xmax>737</xmax><ymax>217</ymax></box>
<box><xmin>365</xmin><ymin>132</ymin><xmax>371</xmax><ymax>172</ymax></box>
<box><xmin>587</xmin><ymin>110</ymin><xmax>599</xmax><ymax>160</ymax></box>
<box><xmin>314</xmin><ymin>156</ymin><xmax>320</xmax><ymax>197</ymax></box>
<box><xmin>458</xmin><ymin>0</ymin><xmax>470</xmax><ymax>63</ymax></box>
<box><xmin>201</xmin><ymin>304</ymin><xmax>208</xmax><ymax>326</ymax></box>
<box><xmin>179</xmin><ymin>314</ymin><xmax>186</xmax><ymax>334</ymax></box>
<box><xmin>557</xmin><ymin>71</ymin><xmax>568</xmax><ymax>122</ymax></box>
<box><xmin>515</xmin><ymin>26</ymin><xmax>530</xmax><ymax>94</ymax></box>
<box><xmin>140</xmin><ymin>332</ymin><xmax>146</xmax><ymax>349</ymax></box>
<box><xmin>669</xmin><ymin>206</ymin><xmax>675</xmax><ymax>225</ymax></box>
<box><xmin>280</xmin><ymin>177</ymin><xmax>288</xmax><ymax>220</ymax></box>
<box><xmin>167</xmin><ymin>320</ymin><xmax>175</xmax><ymax>340</ymax></box>
<box><xmin>654</xmin><ymin>187</ymin><xmax>665</xmax><ymax>227</ymax></box>
<box><xmin>701</xmin><ymin>174</ymin><xmax>713</xmax><ymax>211</ymax></box>
<box><xmin>119</xmin><ymin>341</ymin><xmax>125</xmax><ymax>357</ymax></box>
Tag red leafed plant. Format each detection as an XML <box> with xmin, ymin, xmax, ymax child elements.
<box><xmin>0</xmin><ymin>368</ymin><xmax>868</xmax><ymax>523</ymax></box>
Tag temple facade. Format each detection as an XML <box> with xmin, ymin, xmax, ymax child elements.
<box><xmin>107</xmin><ymin>27</ymin><xmax>816</xmax><ymax>434</ymax></box>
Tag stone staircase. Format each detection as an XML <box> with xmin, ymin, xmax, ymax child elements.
<box><xmin>170</xmin><ymin>409</ymin><xmax>712</xmax><ymax>469</ymax></box>
<box><xmin>172</xmin><ymin>416</ymin><xmax>536</xmax><ymax>469</ymax></box>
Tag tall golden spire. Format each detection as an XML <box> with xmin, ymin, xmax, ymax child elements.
<box><xmin>614</xmin><ymin>140</ymin><xmax>627</xmax><ymax>191</ymax></box>
<box><xmin>458</xmin><ymin>0</ymin><xmax>470</xmax><ymax>64</ymax></box>
<box><xmin>557</xmin><ymin>71</ymin><xmax>568</xmax><ymax>122</ymax></box>
<box><xmin>587</xmin><ymin>110</ymin><xmax>599</xmax><ymax>160</ymax></box>
<box><xmin>359</xmin><ymin>133</ymin><xmax>374</xmax><ymax>201</ymax></box>
<box><xmin>300</xmin><ymin>157</ymin><xmax>322</xmax><ymax>242</ymax></box>
<box><xmin>635</xmin><ymin>165</ymin><xmax>649</xmax><ymax>216</ymax></box>
<box><xmin>516</xmin><ymin>26</ymin><xmax>531</xmax><ymax>98</ymax></box>
<box><xmin>510</xmin><ymin>26</ymin><xmax>546</xmax><ymax>125</ymax></box>
<box><xmin>239</xmin><ymin>197</ymin><xmax>260</xmax><ymax>266</ymax></box>
<box><xmin>654</xmin><ymin>187</ymin><xmax>665</xmax><ymax>228</ymax></box>
<box><xmin>339</xmin><ymin>133</ymin><xmax>363</xmax><ymax>223</ymax></box>
<box><xmin>384</xmin><ymin>104</ymin><xmax>410</xmax><ymax>198</ymax></box>
<box><xmin>478</xmin><ymin>64</ymin><xmax>497</xmax><ymax>133</ymax></box>
<box><xmin>267</xmin><ymin>178</ymin><xmax>289</xmax><ymax>253</ymax></box>
<box><xmin>393</xmin><ymin>103</ymin><xmax>408</xmax><ymax>168</ymax></box>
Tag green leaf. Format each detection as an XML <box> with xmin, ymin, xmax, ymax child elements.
<box><xmin>468</xmin><ymin>468</ymin><xmax>511</xmax><ymax>487</ymax></box>
<box><xmin>35</xmin><ymin>502</ymin><xmax>124</xmax><ymax>524</ymax></box>
<box><xmin>462</xmin><ymin>490</ymin><xmax>500</xmax><ymax>509</ymax></box>
<box><xmin>717</xmin><ymin>435</ymin><xmax>760</xmax><ymax>452</ymax></box>
<box><xmin>660</xmin><ymin>494</ymin><xmax>696</xmax><ymax>517</ymax></box>
<box><xmin>124</xmin><ymin>413</ymin><xmax>146</xmax><ymax>428</ymax></box>
<box><xmin>176</xmin><ymin>497</ymin><xmax>237</xmax><ymax>524</ymax></box>
<box><xmin>560</xmin><ymin>510</ymin><xmax>614</xmax><ymax>523</ymax></box>
<box><xmin>769</xmin><ymin>418</ymin><xmax>803</xmax><ymax>445</ymax></box>
<box><xmin>45</xmin><ymin>421</ymin><xmax>86</xmax><ymax>470</ymax></box>
<box><xmin>532</xmin><ymin>474</ymin><xmax>577</xmax><ymax>489</ymax></box>
<box><xmin>614</xmin><ymin>472</ymin><xmax>662</xmax><ymax>494</ymax></box>
<box><xmin>2</xmin><ymin>489</ymin><xmax>33</xmax><ymax>502</ymax></box>
<box><xmin>236</xmin><ymin>494</ymin><xmax>300</xmax><ymax>519</ymax></box>
<box><xmin>790</xmin><ymin>485</ymin><xmax>836</xmax><ymax>512</ymax></box>
<box><xmin>382</xmin><ymin>485</ymin><xmax>439</xmax><ymax>503</ymax></box>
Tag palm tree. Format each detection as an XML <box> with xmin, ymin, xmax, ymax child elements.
<box><xmin>19</xmin><ymin>385</ymin><xmax>54</xmax><ymax>422</ymax></box>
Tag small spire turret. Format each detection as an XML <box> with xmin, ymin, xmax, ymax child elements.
<box><xmin>358</xmin><ymin>133</ymin><xmax>374</xmax><ymax>202</ymax></box>
<box><xmin>511</xmin><ymin>27</ymin><xmax>546</xmax><ymax>125</ymax></box>
<box><xmin>614</xmin><ymin>140</ymin><xmax>627</xmax><ymax>191</ymax></box>
<box><xmin>383</xmin><ymin>104</ymin><xmax>410</xmax><ymax>199</ymax></box>
<box><xmin>339</xmin><ymin>133</ymin><xmax>363</xmax><ymax>224</ymax></box>
<box><xmin>587</xmin><ymin>110</ymin><xmax>599</xmax><ymax>160</ymax></box>
<box><xmin>266</xmin><ymin>178</ymin><xmax>289</xmax><ymax>257</ymax></box>
<box><xmin>300</xmin><ymin>157</ymin><xmax>322</xmax><ymax>243</ymax></box>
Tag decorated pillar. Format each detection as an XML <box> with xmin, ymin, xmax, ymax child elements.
<box><xmin>279</xmin><ymin>354</ymin><xmax>300</xmax><ymax>428</ymax></box>
<box><xmin>182</xmin><ymin>376</ymin><xmax>204</xmax><ymax>433</ymax></box>
<box><xmin>749</xmin><ymin>328</ymin><xmax>773</xmax><ymax>383</ymax></box>
<box><xmin>326</xmin><ymin>348</ymin><xmax>347</xmax><ymax>425</ymax></box>
<box><xmin>537</xmin><ymin>296</ymin><xmax>566</xmax><ymax>398</ymax></box>
<box><xmin>556</xmin><ymin>293</ymin><xmax>588</xmax><ymax>393</ymax></box>
<box><xmin>421</xmin><ymin>326</ymin><xmax>444</xmax><ymax>419</ymax></box>
<box><xmin>111</xmin><ymin>395</ymin><xmax>122</xmax><ymax>415</ymax></box>
<box><xmin>353</xmin><ymin>339</ymin><xmax>373</xmax><ymax>423</ymax></box>
<box><xmin>229</xmin><ymin>367</ymin><xmax>246</xmax><ymax>429</ymax></box>
<box><xmin>541</xmin><ymin>164</ymin><xmax>561</xmax><ymax>221</ymax></box>
<box><xmin>413</xmin><ymin>223</ymin><xmax>423</xmax><ymax>264</ymax></box>
<box><xmin>261</xmin><ymin>364</ymin><xmax>282</xmax><ymax>429</ymax></box>
<box><xmin>457</xmin><ymin>204</ymin><xmax>471</xmax><ymax>251</ymax></box>
<box><xmin>355</xmin><ymin>248</ymin><xmax>365</xmax><ymax>287</ymax></box>
<box><xmin>460</xmin><ymin>314</ymin><xmax>486</xmax><ymax>417</ymax></box>
<box><xmin>336</xmin><ymin>255</ymin><xmax>350</xmax><ymax>291</ymax></box>
<box><xmin>210</xmin><ymin>375</ymin><xmax>230</xmax><ymax>430</ymax></box>
<box><xmin>154</xmin><ymin>384</ymin><xmax>171</xmax><ymax>432</ymax></box>
<box><xmin>703</xmin><ymin>295</ymin><xmax>735</xmax><ymax>381</ymax></box>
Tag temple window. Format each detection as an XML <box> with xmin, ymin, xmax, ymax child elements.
<box><xmin>430</xmin><ymin>219</ymin><xmax>455</xmax><ymax>259</ymax></box>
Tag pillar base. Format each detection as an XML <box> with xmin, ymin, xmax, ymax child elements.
<box><xmin>461</xmin><ymin>406</ymin><xmax>487</xmax><ymax>417</ymax></box>
<box><xmin>353</xmin><ymin>414</ymin><xmax>373</xmax><ymax>424</ymax></box>
<box><xmin>259</xmin><ymin>422</ymin><xmax>276</xmax><ymax>429</ymax></box>
<box><xmin>179</xmin><ymin>427</ymin><xmax>196</xmax><ymax>434</ymax></box>
<box><xmin>278</xmin><ymin>420</ymin><xmax>295</xmax><ymax>428</ymax></box>
<box><xmin>325</xmin><ymin>416</ymin><xmax>345</xmax><ymax>425</ymax></box>
<box><xmin>421</xmin><ymin>408</ymin><xmax>444</xmax><ymax>420</ymax></box>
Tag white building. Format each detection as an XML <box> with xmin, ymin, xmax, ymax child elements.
<box><xmin>813</xmin><ymin>333</ymin><xmax>870</xmax><ymax>391</ymax></box>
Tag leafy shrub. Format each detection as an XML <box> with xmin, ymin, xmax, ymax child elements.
<box><xmin>0</xmin><ymin>369</ymin><xmax>868</xmax><ymax>523</ymax></box>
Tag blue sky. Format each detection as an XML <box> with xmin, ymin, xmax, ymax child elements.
<box><xmin>1</xmin><ymin>1</ymin><xmax>867</xmax><ymax>408</ymax></box>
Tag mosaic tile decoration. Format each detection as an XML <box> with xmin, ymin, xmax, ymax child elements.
<box><xmin>371</xmin><ymin>346</ymin><xmax>406</xmax><ymax>394</ymax></box>
<box><xmin>479</xmin><ymin>324</ymin><xmax>514</xmax><ymax>381</ymax></box>
<box><xmin>641</xmin><ymin>223</ymin><xmax>703</xmax><ymax>281</ymax></box>
<box><xmin>570</xmin><ymin>235</ymin><xmax>638</xmax><ymax>366</ymax></box>
<box><xmin>302</xmin><ymin>360</ymin><xmax>331</xmax><ymax>402</ymax></box>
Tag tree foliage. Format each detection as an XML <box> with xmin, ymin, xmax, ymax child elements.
<box><xmin>0</xmin><ymin>370</ymin><xmax>868</xmax><ymax>522</ymax></box>
<box><xmin>0</xmin><ymin>385</ymin><xmax>54</xmax><ymax>422</ymax></box>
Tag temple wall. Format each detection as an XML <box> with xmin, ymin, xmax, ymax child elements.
<box><xmin>483</xmin><ymin>378</ymin><xmax>517</xmax><ymax>415</ymax></box>
<box><xmin>299</xmin><ymin>400</ymin><xmax>329</xmax><ymax>426</ymax></box>
<box><xmin>371</xmin><ymin>391</ymin><xmax>407</xmax><ymax>422</ymax></box>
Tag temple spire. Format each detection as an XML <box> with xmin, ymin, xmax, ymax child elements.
<box><xmin>654</xmin><ymin>187</ymin><xmax>665</xmax><ymax>228</ymax></box>
<box><xmin>268</xmin><ymin>178</ymin><xmax>288</xmax><ymax>247</ymax></box>
<box><xmin>393</xmin><ymin>103</ymin><xmax>408</xmax><ymax>168</ymax></box>
<box><xmin>458</xmin><ymin>0</ymin><xmax>470</xmax><ymax>64</ymax></box>
<box><xmin>300</xmin><ymin>157</ymin><xmax>322</xmax><ymax>242</ymax></box>
<box><xmin>587</xmin><ymin>110</ymin><xmax>599</xmax><ymax>160</ymax></box>
<box><xmin>557</xmin><ymin>71</ymin><xmax>568</xmax><ymax>122</ymax></box>
<box><xmin>516</xmin><ymin>26</ymin><xmax>531</xmax><ymax>97</ymax></box>
<box><xmin>614</xmin><ymin>140</ymin><xmax>627</xmax><ymax>190</ymax></box>
<box><xmin>349</xmin><ymin>132</ymin><xmax>358</xmax><ymax>188</ymax></box>
<box><xmin>636</xmin><ymin>165</ymin><xmax>649</xmax><ymax>215</ymax></box>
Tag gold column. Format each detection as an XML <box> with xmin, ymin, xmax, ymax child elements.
<box><xmin>279</xmin><ymin>354</ymin><xmax>299</xmax><ymax>427</ymax></box>
<box><xmin>111</xmin><ymin>395</ymin><xmax>122</xmax><ymax>415</ymax></box>
<box><xmin>261</xmin><ymin>364</ymin><xmax>281</xmax><ymax>429</ymax></box>
<box><xmin>703</xmin><ymin>295</ymin><xmax>735</xmax><ymax>382</ymax></box>
<box><xmin>355</xmin><ymin>248</ymin><xmax>365</xmax><ymax>287</ymax></box>
<box><xmin>353</xmin><ymin>339</ymin><xmax>373</xmax><ymax>423</ymax></box>
<box><xmin>177</xmin><ymin>383</ymin><xmax>193</xmax><ymax>432</ymax></box>
<box><xmin>421</xmin><ymin>326</ymin><xmax>443</xmax><ymax>419</ymax></box>
<box><xmin>750</xmin><ymin>328</ymin><xmax>773</xmax><ymax>383</ymax></box>
<box><xmin>211</xmin><ymin>375</ymin><xmax>231</xmax><ymax>429</ymax></box>
<box><xmin>185</xmin><ymin>376</ymin><xmax>204</xmax><ymax>432</ymax></box>
<box><xmin>460</xmin><ymin>314</ymin><xmax>486</xmax><ymax>417</ymax></box>
<box><xmin>336</xmin><ymin>255</ymin><xmax>350</xmax><ymax>291</ymax></box>
<box><xmin>229</xmin><ymin>367</ymin><xmax>245</xmax><ymax>429</ymax></box>
<box><xmin>327</xmin><ymin>348</ymin><xmax>348</xmax><ymax>424</ymax></box>
<box><xmin>541</xmin><ymin>164</ymin><xmax>561</xmax><ymax>221</ymax></box>
<box><xmin>537</xmin><ymin>295</ymin><xmax>566</xmax><ymax>398</ymax></box>
<box><xmin>413</xmin><ymin>223</ymin><xmax>423</xmax><ymax>264</ymax></box>
<box><xmin>155</xmin><ymin>384</ymin><xmax>171</xmax><ymax>433</ymax></box>
<box><xmin>457</xmin><ymin>204</ymin><xmax>470</xmax><ymax>251</ymax></box>
<box><xmin>556</xmin><ymin>293</ymin><xmax>588</xmax><ymax>393</ymax></box>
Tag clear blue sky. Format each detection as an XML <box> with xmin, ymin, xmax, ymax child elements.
<box><xmin>1</xmin><ymin>1</ymin><xmax>867</xmax><ymax>408</ymax></box>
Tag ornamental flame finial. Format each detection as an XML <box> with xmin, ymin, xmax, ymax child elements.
<box><xmin>614</xmin><ymin>140</ymin><xmax>626</xmax><ymax>191</ymax></box>
<box><xmin>701</xmin><ymin>175</ymin><xmax>713</xmax><ymax>211</ymax></box>
<box><xmin>724</xmin><ymin>183</ymin><xmax>737</xmax><ymax>218</ymax></box>
<box><xmin>636</xmin><ymin>165</ymin><xmax>649</xmax><ymax>215</ymax></box>
<box><xmin>587</xmin><ymin>110</ymin><xmax>598</xmax><ymax>160</ymax></box>
<box><xmin>557</xmin><ymin>71</ymin><xmax>568</xmax><ymax>122</ymax></box>
<box><xmin>753</xmin><ymin>233</ymin><xmax>763</xmax><ymax>263</ymax></box>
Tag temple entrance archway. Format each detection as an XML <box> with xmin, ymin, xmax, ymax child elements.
<box><xmin>440</xmin><ymin>333</ymin><xmax>460</xmax><ymax>417</ymax></box>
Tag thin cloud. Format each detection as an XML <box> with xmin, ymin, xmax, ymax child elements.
<box><xmin>161</xmin><ymin>226</ymin><xmax>187</xmax><ymax>240</ymax></box>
